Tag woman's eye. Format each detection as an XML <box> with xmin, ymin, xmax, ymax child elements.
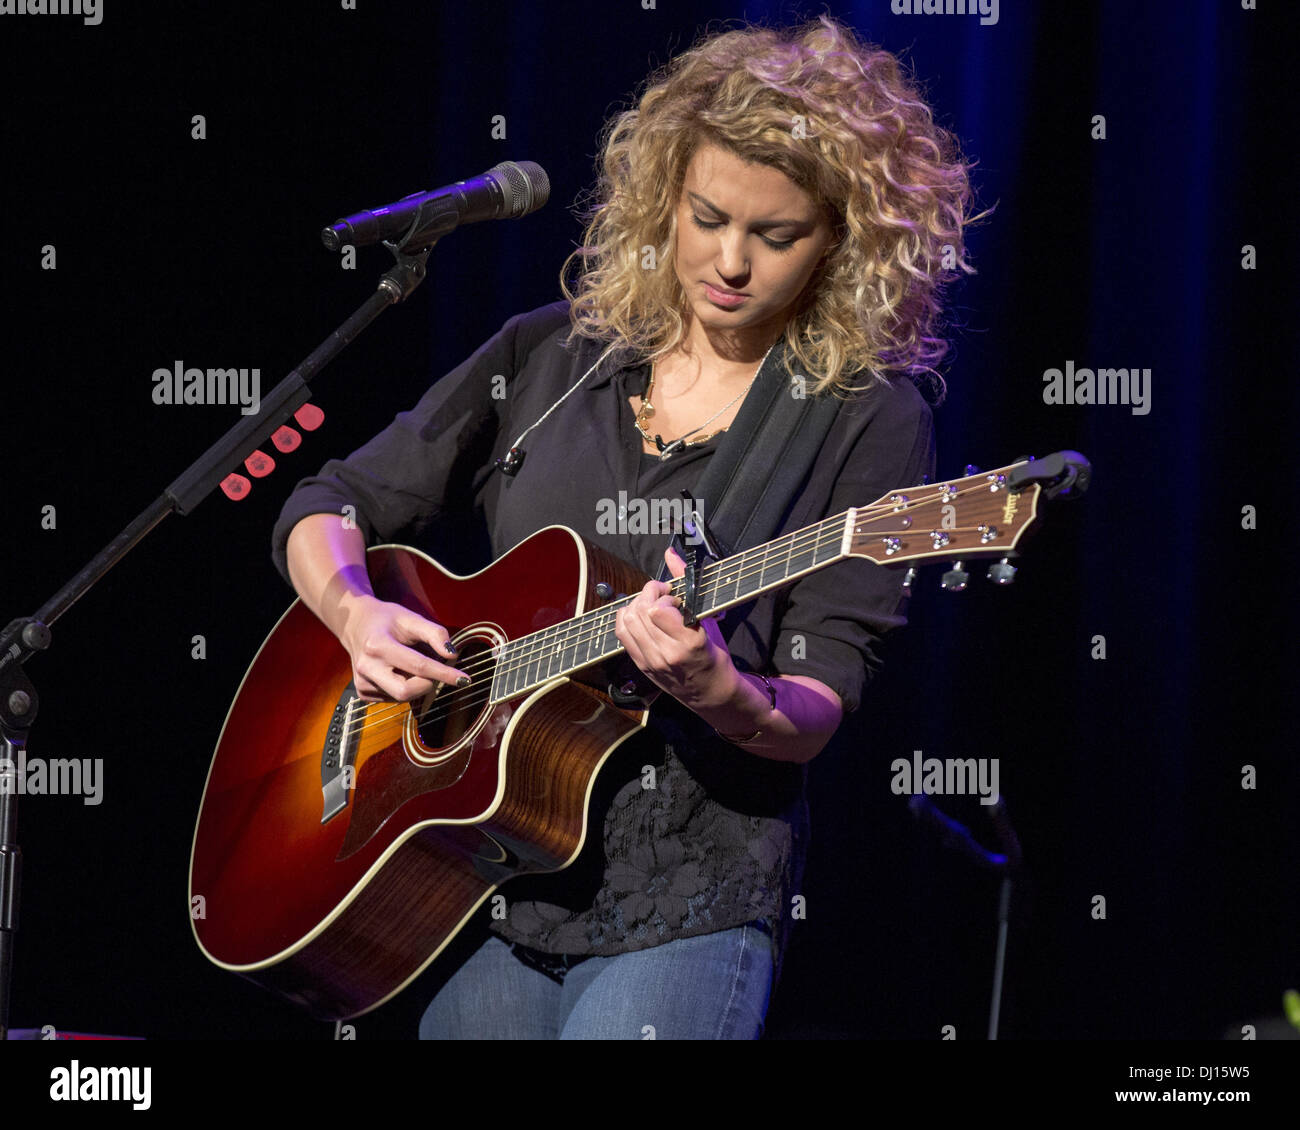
<box><xmin>691</xmin><ymin>214</ymin><xmax>796</xmax><ymax>251</ymax></box>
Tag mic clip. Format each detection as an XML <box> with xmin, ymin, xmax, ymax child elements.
<box><xmin>496</xmin><ymin>446</ymin><xmax>526</xmax><ymax>476</ymax></box>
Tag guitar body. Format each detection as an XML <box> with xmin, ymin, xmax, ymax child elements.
<box><xmin>189</xmin><ymin>453</ymin><xmax>1084</xmax><ymax>1020</ymax></box>
<box><xmin>189</xmin><ymin>526</ymin><xmax>652</xmax><ymax>1019</ymax></box>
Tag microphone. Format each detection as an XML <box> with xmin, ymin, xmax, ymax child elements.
<box><xmin>320</xmin><ymin>160</ymin><xmax>550</xmax><ymax>252</ymax></box>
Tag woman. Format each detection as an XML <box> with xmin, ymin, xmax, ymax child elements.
<box><xmin>272</xmin><ymin>16</ymin><xmax>974</xmax><ymax>1038</ymax></box>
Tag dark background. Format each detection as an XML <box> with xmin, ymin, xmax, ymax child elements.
<box><xmin>0</xmin><ymin>0</ymin><xmax>1291</xmax><ymax>1044</ymax></box>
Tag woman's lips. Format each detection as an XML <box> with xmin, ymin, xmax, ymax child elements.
<box><xmin>703</xmin><ymin>283</ymin><xmax>748</xmax><ymax>308</ymax></box>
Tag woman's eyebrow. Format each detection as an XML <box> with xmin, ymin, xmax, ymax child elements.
<box><xmin>687</xmin><ymin>190</ymin><xmax>807</xmax><ymax>229</ymax></box>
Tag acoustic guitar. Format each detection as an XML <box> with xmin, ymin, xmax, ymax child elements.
<box><xmin>188</xmin><ymin>453</ymin><xmax>1088</xmax><ymax>1018</ymax></box>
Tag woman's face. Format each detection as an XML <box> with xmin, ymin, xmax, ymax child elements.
<box><xmin>672</xmin><ymin>142</ymin><xmax>834</xmax><ymax>354</ymax></box>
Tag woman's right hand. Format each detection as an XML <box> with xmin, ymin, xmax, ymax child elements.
<box><xmin>337</xmin><ymin>593</ymin><xmax>467</xmax><ymax>703</ymax></box>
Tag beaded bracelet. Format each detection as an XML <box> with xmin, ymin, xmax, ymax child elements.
<box><xmin>715</xmin><ymin>672</ymin><xmax>778</xmax><ymax>745</ymax></box>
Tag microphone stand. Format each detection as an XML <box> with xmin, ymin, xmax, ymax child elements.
<box><xmin>0</xmin><ymin>237</ymin><xmax>433</xmax><ymax>1040</ymax></box>
<box><xmin>907</xmin><ymin>794</ymin><xmax>1024</xmax><ymax>1039</ymax></box>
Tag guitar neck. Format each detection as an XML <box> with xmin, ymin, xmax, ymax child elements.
<box><xmin>488</xmin><ymin>456</ymin><xmax>1059</xmax><ymax>702</ymax></box>
<box><xmin>489</xmin><ymin>510</ymin><xmax>855</xmax><ymax>702</ymax></box>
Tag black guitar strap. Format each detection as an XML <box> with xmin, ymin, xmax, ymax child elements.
<box><xmin>655</xmin><ymin>342</ymin><xmax>842</xmax><ymax>582</ymax></box>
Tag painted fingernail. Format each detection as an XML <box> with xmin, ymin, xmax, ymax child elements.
<box><xmin>456</xmin><ymin>675</ymin><xmax>471</xmax><ymax>687</ymax></box>
<box><xmin>444</xmin><ymin>643</ymin><xmax>458</xmax><ymax>657</ymax></box>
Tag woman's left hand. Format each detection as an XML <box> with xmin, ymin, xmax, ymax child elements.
<box><xmin>614</xmin><ymin>546</ymin><xmax>739</xmax><ymax>711</ymax></box>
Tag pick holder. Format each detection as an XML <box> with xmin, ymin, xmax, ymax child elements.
<box><xmin>220</xmin><ymin>403</ymin><xmax>328</xmax><ymax>501</ymax></box>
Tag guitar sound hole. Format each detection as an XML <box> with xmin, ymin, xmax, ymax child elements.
<box><xmin>413</xmin><ymin>634</ymin><xmax>495</xmax><ymax>753</ymax></box>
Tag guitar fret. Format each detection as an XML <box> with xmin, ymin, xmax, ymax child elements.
<box><xmin>502</xmin><ymin>608</ymin><xmax>616</xmax><ymax>699</ymax></box>
<box><xmin>558</xmin><ymin>621</ymin><xmax>577</xmax><ymax>674</ymax></box>
<box><xmin>574</xmin><ymin>616</ymin><xmax>592</xmax><ymax>668</ymax></box>
<box><xmin>570</xmin><ymin>620</ymin><xmax>588</xmax><ymax>672</ymax></box>
<box><xmin>604</xmin><ymin>608</ymin><xmax>620</xmax><ymax>657</ymax></box>
<box><xmin>699</xmin><ymin>571</ymin><xmax>718</xmax><ymax>614</ymax></box>
<box><xmin>699</xmin><ymin>522</ymin><xmax>838</xmax><ymax>616</ymax></box>
<box><xmin>511</xmin><ymin>641</ymin><xmax>527</xmax><ymax>696</ymax></box>
<box><xmin>812</xmin><ymin>527</ymin><xmax>832</xmax><ymax>565</ymax></box>
<box><xmin>542</xmin><ymin>628</ymin><xmax>557</xmax><ymax>682</ymax></box>
<box><xmin>529</xmin><ymin>633</ymin><xmax>546</xmax><ymax>686</ymax></box>
<box><xmin>718</xmin><ymin>559</ymin><xmax>738</xmax><ymax>606</ymax></box>
<box><xmin>531</xmin><ymin>634</ymin><xmax>545</xmax><ymax>685</ymax></box>
<box><xmin>504</xmin><ymin>639</ymin><xmax>528</xmax><ymax>698</ymax></box>
<box><xmin>555</xmin><ymin>624</ymin><xmax>571</xmax><ymax>675</ymax></box>
<box><xmin>730</xmin><ymin>553</ymin><xmax>748</xmax><ymax>602</ymax></box>
<box><xmin>523</xmin><ymin>637</ymin><xmax>538</xmax><ymax>689</ymax></box>
<box><xmin>494</xmin><ymin>641</ymin><xmax>512</xmax><ymax>699</ymax></box>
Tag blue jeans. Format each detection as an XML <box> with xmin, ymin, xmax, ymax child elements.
<box><xmin>418</xmin><ymin>926</ymin><xmax>774</xmax><ymax>1039</ymax></box>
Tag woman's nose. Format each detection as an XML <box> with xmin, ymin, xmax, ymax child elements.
<box><xmin>714</xmin><ymin>233</ymin><xmax>749</xmax><ymax>280</ymax></box>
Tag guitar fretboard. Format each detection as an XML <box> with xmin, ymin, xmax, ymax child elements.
<box><xmin>489</xmin><ymin>510</ymin><xmax>852</xmax><ymax>702</ymax></box>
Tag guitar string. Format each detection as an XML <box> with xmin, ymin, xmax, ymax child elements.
<box><xmin>379</xmin><ymin>472</ymin><xmax>1007</xmax><ymax>713</ymax></box>
<box><xmin>338</xmin><ymin>519</ymin><xmax>990</xmax><ymax>748</ymax></box>
<box><xmin>346</xmin><ymin>482</ymin><xmax>933</xmax><ymax>734</ymax></box>
<box><xmin>400</xmin><ymin>519</ymin><xmax>1002</xmax><ymax>733</ymax></box>
<box><xmin>338</xmin><ymin>477</ymin><xmax>1012</xmax><ymax>741</ymax></box>
<box><xmin>338</xmin><ymin>477</ymin><xmax>1010</xmax><ymax>743</ymax></box>
<box><xmin>340</xmin><ymin>503</ymin><xmax>862</xmax><ymax>737</ymax></box>
<box><xmin>335</xmin><ymin>476</ymin><xmax>1011</xmax><ymax>743</ymax></box>
<box><xmin>337</xmin><ymin>511</ymin><xmax>854</xmax><ymax>742</ymax></box>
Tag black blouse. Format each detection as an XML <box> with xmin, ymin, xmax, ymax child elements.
<box><xmin>270</xmin><ymin>300</ymin><xmax>935</xmax><ymax>961</ymax></box>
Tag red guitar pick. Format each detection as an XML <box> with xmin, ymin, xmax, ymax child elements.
<box><xmin>245</xmin><ymin>450</ymin><xmax>275</xmax><ymax>478</ymax></box>
<box><xmin>221</xmin><ymin>473</ymin><xmax>251</xmax><ymax>500</ymax></box>
<box><xmin>272</xmin><ymin>425</ymin><xmax>301</xmax><ymax>453</ymax></box>
<box><xmin>294</xmin><ymin>403</ymin><xmax>324</xmax><ymax>431</ymax></box>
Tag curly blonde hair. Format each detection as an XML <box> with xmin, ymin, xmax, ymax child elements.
<box><xmin>561</xmin><ymin>16</ymin><xmax>980</xmax><ymax>400</ymax></box>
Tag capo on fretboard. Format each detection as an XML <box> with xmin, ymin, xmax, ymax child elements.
<box><xmin>678</xmin><ymin>490</ymin><xmax>725</xmax><ymax>626</ymax></box>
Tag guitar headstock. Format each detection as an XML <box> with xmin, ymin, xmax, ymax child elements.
<box><xmin>848</xmin><ymin>461</ymin><xmax>1042</xmax><ymax>568</ymax></box>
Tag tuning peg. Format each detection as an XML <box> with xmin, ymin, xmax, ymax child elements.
<box><xmin>964</xmin><ymin>464</ymin><xmax>980</xmax><ymax>476</ymax></box>
<box><xmin>987</xmin><ymin>558</ymin><xmax>1017</xmax><ymax>585</ymax></box>
<box><xmin>941</xmin><ymin>561</ymin><xmax>968</xmax><ymax>592</ymax></box>
<box><xmin>901</xmin><ymin>567</ymin><xmax>917</xmax><ymax>595</ymax></box>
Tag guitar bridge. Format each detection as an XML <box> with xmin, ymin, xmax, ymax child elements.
<box><xmin>320</xmin><ymin>683</ymin><xmax>362</xmax><ymax>824</ymax></box>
